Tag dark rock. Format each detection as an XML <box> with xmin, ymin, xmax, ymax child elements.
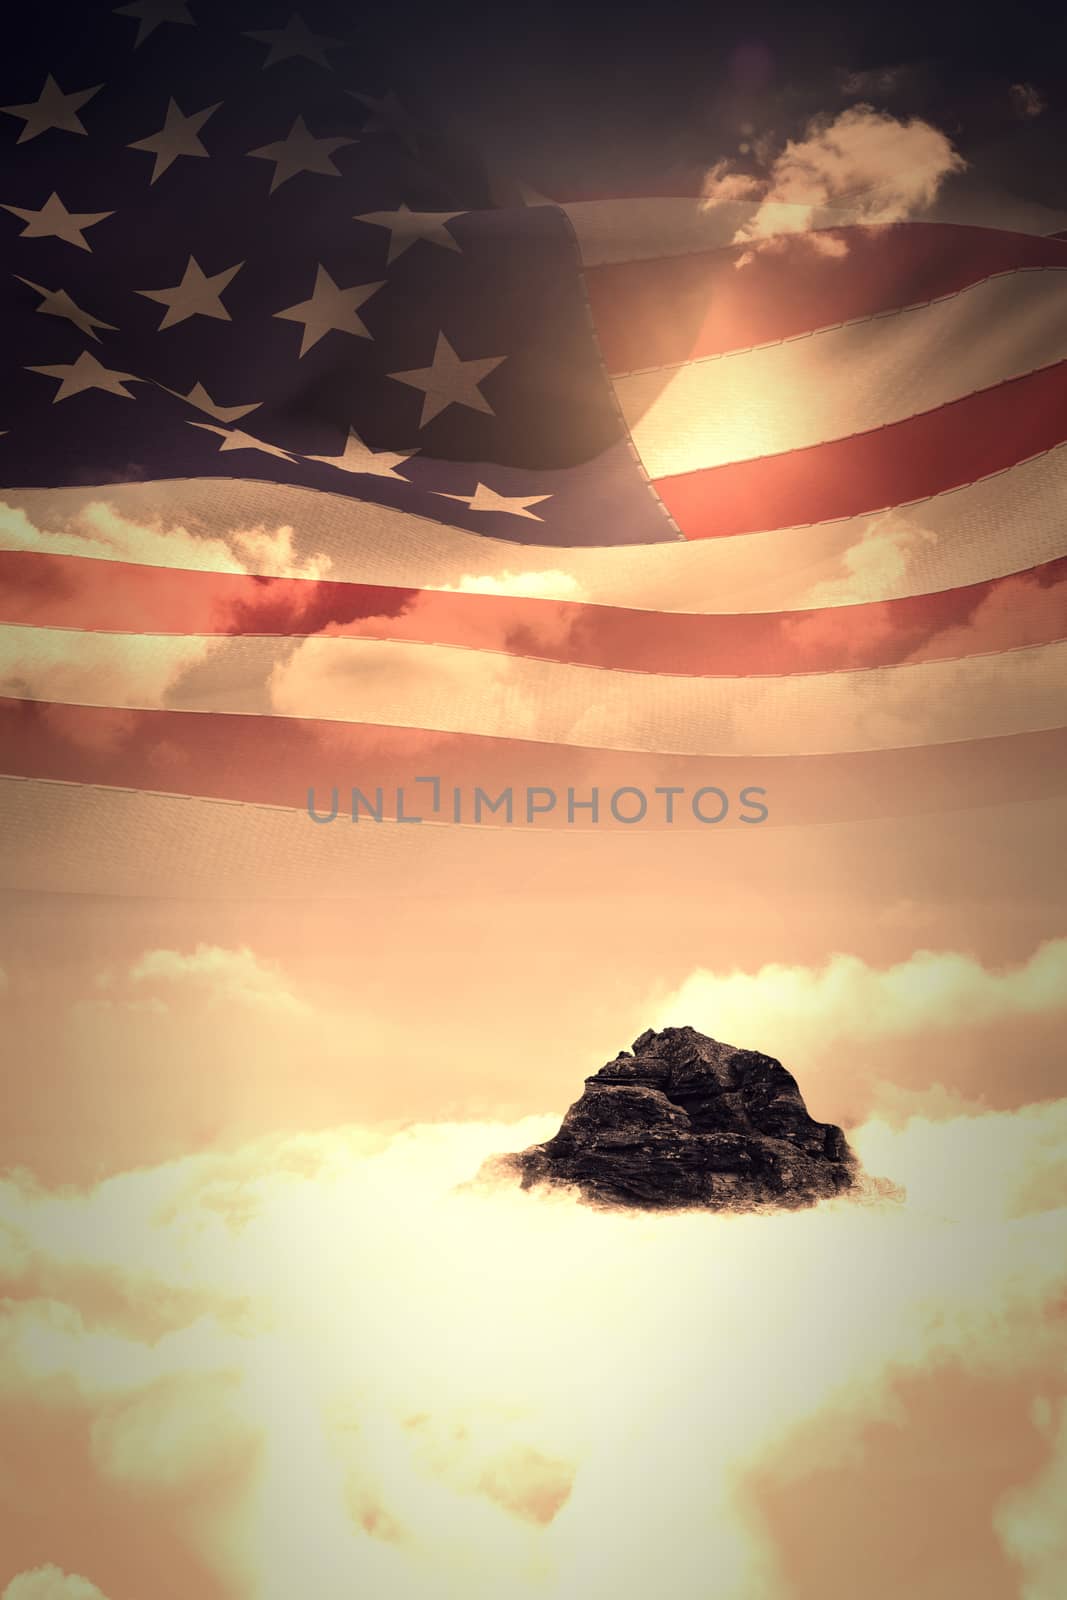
<box><xmin>487</xmin><ymin>1025</ymin><xmax>863</xmax><ymax>1211</ymax></box>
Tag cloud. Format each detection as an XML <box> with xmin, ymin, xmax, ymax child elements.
<box><xmin>441</xmin><ymin>571</ymin><xmax>584</xmax><ymax>603</ymax></box>
<box><xmin>852</xmin><ymin>1099</ymin><xmax>1067</xmax><ymax>1221</ymax></box>
<box><xmin>898</xmin><ymin>566</ymin><xmax>1067</xmax><ymax>664</ymax></box>
<box><xmin>651</xmin><ymin>941</ymin><xmax>1067</xmax><ymax>1120</ymax></box>
<box><xmin>1010</xmin><ymin>82</ymin><xmax>1046</xmax><ymax>120</ymax></box>
<box><xmin>90</xmin><ymin>1371</ymin><xmax>257</xmax><ymax>1489</ymax></box>
<box><xmin>780</xmin><ymin>524</ymin><xmax>1067</xmax><ymax>669</ymax></box>
<box><xmin>129</xmin><ymin>944</ymin><xmax>311</xmax><ymax>1017</ymax></box>
<box><xmin>0</xmin><ymin>1105</ymin><xmax>1064</xmax><ymax>1597</ymax></box>
<box><xmin>268</xmin><ymin>635</ymin><xmax>552</xmax><ymax>743</ymax></box>
<box><xmin>655</xmin><ymin>939</ymin><xmax>1067</xmax><ymax>1056</ymax></box>
<box><xmin>0</xmin><ymin>624</ymin><xmax>214</xmax><ymax>710</ymax></box>
<box><xmin>231</xmin><ymin>524</ymin><xmax>332</xmax><ymax>582</ymax></box>
<box><xmin>703</xmin><ymin>105</ymin><xmax>966</xmax><ymax>264</ymax></box>
<box><xmin>2</xmin><ymin>1570</ymin><xmax>109</xmax><ymax>1600</ymax></box>
<box><xmin>995</xmin><ymin>1397</ymin><xmax>1067</xmax><ymax>1597</ymax></box>
<box><xmin>791</xmin><ymin>512</ymin><xmax>939</xmax><ymax>609</ymax></box>
<box><xmin>0</xmin><ymin>500</ymin><xmax>331</xmax><ymax>580</ymax></box>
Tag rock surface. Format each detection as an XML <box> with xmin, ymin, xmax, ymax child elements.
<box><xmin>490</xmin><ymin>1025</ymin><xmax>860</xmax><ymax>1211</ymax></box>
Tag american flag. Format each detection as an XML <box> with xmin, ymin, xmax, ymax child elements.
<box><xmin>3</xmin><ymin>1</ymin><xmax>1067</xmax><ymax>897</ymax></box>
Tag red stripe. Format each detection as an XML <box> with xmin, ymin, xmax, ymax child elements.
<box><xmin>587</xmin><ymin>225</ymin><xmax>1067</xmax><ymax>374</ymax></box>
<box><xmin>3</xmin><ymin>698</ymin><xmax>1066</xmax><ymax>830</ymax></box>
<box><xmin>655</xmin><ymin>362</ymin><xmax>1067</xmax><ymax>539</ymax></box>
<box><xmin>4</xmin><ymin>551</ymin><xmax>1067</xmax><ymax>675</ymax></box>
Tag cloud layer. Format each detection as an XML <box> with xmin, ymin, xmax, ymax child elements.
<box><xmin>3</xmin><ymin>1571</ymin><xmax>109</xmax><ymax>1600</ymax></box>
<box><xmin>656</xmin><ymin>939</ymin><xmax>1067</xmax><ymax>1054</ymax></box>
<box><xmin>703</xmin><ymin>105</ymin><xmax>966</xmax><ymax>262</ymax></box>
<box><xmin>1</xmin><ymin>1101</ymin><xmax>1065</xmax><ymax>1598</ymax></box>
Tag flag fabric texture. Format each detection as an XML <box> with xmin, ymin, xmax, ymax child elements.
<box><xmin>2</xmin><ymin>3</ymin><xmax>1067</xmax><ymax>894</ymax></box>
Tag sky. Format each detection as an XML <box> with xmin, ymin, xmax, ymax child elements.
<box><xmin>2</xmin><ymin>787</ymin><xmax>1065</xmax><ymax>1595</ymax></box>
<box><xmin>2</xmin><ymin>5</ymin><xmax>1067</xmax><ymax>1598</ymax></box>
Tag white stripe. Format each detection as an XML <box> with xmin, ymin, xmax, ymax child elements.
<box><xmin>0</xmin><ymin>774</ymin><xmax>784</xmax><ymax>901</ymax></box>
<box><xmin>0</xmin><ymin>776</ymin><xmax>1061</xmax><ymax>901</ymax></box>
<box><xmin>3</xmin><ymin>625</ymin><xmax>1066</xmax><ymax>757</ymax></box>
<box><xmin>3</xmin><ymin>442</ymin><xmax>1067</xmax><ymax>616</ymax></box>
<box><xmin>616</xmin><ymin>269</ymin><xmax>1067</xmax><ymax>480</ymax></box>
<box><xmin>562</xmin><ymin>198</ymin><xmax>1067</xmax><ymax>267</ymax></box>
<box><xmin>0</xmin><ymin>775</ymin><xmax>581</xmax><ymax>900</ymax></box>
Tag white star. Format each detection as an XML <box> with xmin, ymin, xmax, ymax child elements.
<box><xmin>1</xmin><ymin>75</ymin><xmax>102</xmax><ymax>144</ymax></box>
<box><xmin>28</xmin><ymin>349</ymin><xmax>139</xmax><ymax>402</ymax></box>
<box><xmin>348</xmin><ymin>89</ymin><xmax>419</xmax><ymax>154</ymax></box>
<box><xmin>128</xmin><ymin>98</ymin><xmax>220</xmax><ymax>183</ymax></box>
<box><xmin>15</xmin><ymin>276</ymin><xmax>117</xmax><ymax>341</ymax></box>
<box><xmin>137</xmin><ymin>255</ymin><xmax>242</xmax><ymax>329</ymax></box>
<box><xmin>305</xmin><ymin>427</ymin><xmax>418</xmax><ymax>478</ymax></box>
<box><xmin>438</xmin><ymin>483</ymin><xmax>552</xmax><ymax>521</ymax></box>
<box><xmin>114</xmin><ymin>0</ymin><xmax>195</xmax><ymax>46</ymax></box>
<box><xmin>189</xmin><ymin>422</ymin><xmax>296</xmax><ymax>462</ymax></box>
<box><xmin>356</xmin><ymin>202</ymin><xmax>463</xmax><ymax>264</ymax></box>
<box><xmin>248</xmin><ymin>117</ymin><xmax>354</xmax><ymax>193</ymax></box>
<box><xmin>163</xmin><ymin>381</ymin><xmax>261</xmax><ymax>422</ymax></box>
<box><xmin>388</xmin><ymin>333</ymin><xmax>506</xmax><ymax>428</ymax></box>
<box><xmin>2</xmin><ymin>191</ymin><xmax>113</xmax><ymax>251</ymax></box>
<box><xmin>274</xmin><ymin>266</ymin><xmax>384</xmax><ymax>356</ymax></box>
<box><xmin>244</xmin><ymin>12</ymin><xmax>341</xmax><ymax>70</ymax></box>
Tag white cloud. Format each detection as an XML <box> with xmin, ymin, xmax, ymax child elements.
<box><xmin>267</xmin><ymin>634</ymin><xmax>551</xmax><ymax>743</ymax></box>
<box><xmin>0</xmin><ymin>500</ymin><xmax>331</xmax><ymax>580</ymax></box>
<box><xmin>852</xmin><ymin>1100</ymin><xmax>1067</xmax><ymax>1221</ymax></box>
<box><xmin>0</xmin><ymin>624</ymin><xmax>214</xmax><ymax>709</ymax></box>
<box><xmin>0</xmin><ymin>1104</ymin><xmax>1065</xmax><ymax>1598</ymax></box>
<box><xmin>231</xmin><ymin>523</ymin><xmax>332</xmax><ymax>580</ymax></box>
<box><xmin>653</xmin><ymin>940</ymin><xmax>1067</xmax><ymax>1068</ymax></box>
<box><xmin>797</xmin><ymin>511</ymin><xmax>938</xmax><ymax>607</ymax></box>
<box><xmin>90</xmin><ymin>1370</ymin><xmax>256</xmax><ymax>1489</ymax></box>
<box><xmin>2</xmin><ymin>1570</ymin><xmax>109</xmax><ymax>1600</ymax></box>
<box><xmin>995</xmin><ymin>1397</ymin><xmax>1067</xmax><ymax>1598</ymax></box>
<box><xmin>441</xmin><ymin>570</ymin><xmax>584</xmax><ymax>602</ymax></box>
<box><xmin>129</xmin><ymin>944</ymin><xmax>310</xmax><ymax>1016</ymax></box>
<box><xmin>703</xmin><ymin>104</ymin><xmax>966</xmax><ymax>263</ymax></box>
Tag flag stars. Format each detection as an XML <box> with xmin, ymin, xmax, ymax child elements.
<box><xmin>189</xmin><ymin>422</ymin><xmax>296</xmax><ymax>462</ymax></box>
<box><xmin>2</xmin><ymin>192</ymin><xmax>114</xmax><ymax>251</ymax></box>
<box><xmin>29</xmin><ymin>350</ymin><xmax>140</xmax><ymax>402</ymax></box>
<box><xmin>388</xmin><ymin>333</ymin><xmax>506</xmax><ymax>427</ymax></box>
<box><xmin>114</xmin><ymin>0</ymin><xmax>195</xmax><ymax>47</ymax></box>
<box><xmin>304</xmin><ymin>428</ymin><xmax>418</xmax><ymax>478</ymax></box>
<box><xmin>163</xmin><ymin>381</ymin><xmax>261</xmax><ymax>422</ymax></box>
<box><xmin>1</xmin><ymin>75</ymin><xmax>102</xmax><ymax>143</ymax></box>
<box><xmin>248</xmin><ymin>117</ymin><xmax>354</xmax><ymax>193</ymax></box>
<box><xmin>356</xmin><ymin>203</ymin><xmax>463</xmax><ymax>263</ymax></box>
<box><xmin>129</xmin><ymin>98</ymin><xmax>220</xmax><ymax>183</ymax></box>
<box><xmin>439</xmin><ymin>484</ymin><xmax>552</xmax><ymax>521</ymax></box>
<box><xmin>16</xmin><ymin>276</ymin><xmax>116</xmax><ymax>341</ymax></box>
<box><xmin>244</xmin><ymin>13</ymin><xmax>342</xmax><ymax>70</ymax></box>
<box><xmin>137</xmin><ymin>255</ymin><xmax>242</xmax><ymax>329</ymax></box>
<box><xmin>274</xmin><ymin>266</ymin><xmax>384</xmax><ymax>356</ymax></box>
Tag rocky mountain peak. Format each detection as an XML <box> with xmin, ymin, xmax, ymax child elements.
<box><xmin>486</xmin><ymin>1024</ymin><xmax>863</xmax><ymax>1211</ymax></box>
